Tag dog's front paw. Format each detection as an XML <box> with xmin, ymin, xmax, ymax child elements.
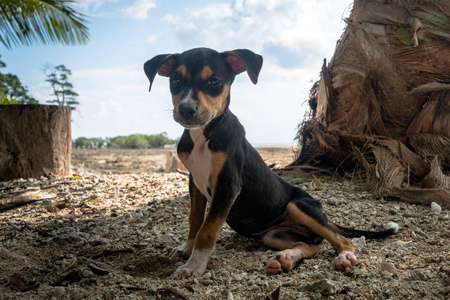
<box><xmin>172</xmin><ymin>249</ymin><xmax>211</xmax><ymax>279</ymax></box>
<box><xmin>170</xmin><ymin>240</ymin><xmax>194</xmax><ymax>258</ymax></box>
<box><xmin>333</xmin><ymin>251</ymin><xmax>357</xmax><ymax>271</ymax></box>
<box><xmin>172</xmin><ymin>264</ymin><xmax>206</xmax><ymax>279</ymax></box>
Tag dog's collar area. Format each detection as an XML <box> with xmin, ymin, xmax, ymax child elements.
<box><xmin>184</xmin><ymin>125</ymin><xmax>204</xmax><ymax>130</ymax></box>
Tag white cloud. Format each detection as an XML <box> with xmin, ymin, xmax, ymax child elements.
<box><xmin>162</xmin><ymin>0</ymin><xmax>351</xmax><ymax>60</ymax></box>
<box><xmin>93</xmin><ymin>100</ymin><xmax>123</xmax><ymax>120</ymax></box>
<box><xmin>147</xmin><ymin>35</ymin><xmax>158</xmax><ymax>44</ymax></box>
<box><xmin>73</xmin><ymin>66</ymin><xmax>143</xmax><ymax>82</ymax></box>
<box><xmin>123</xmin><ymin>0</ymin><xmax>157</xmax><ymax>20</ymax></box>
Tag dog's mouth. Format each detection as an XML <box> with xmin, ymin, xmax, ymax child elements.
<box><xmin>179</xmin><ymin>122</ymin><xmax>203</xmax><ymax>129</ymax></box>
<box><xmin>173</xmin><ymin>109</ymin><xmax>213</xmax><ymax>129</ymax></box>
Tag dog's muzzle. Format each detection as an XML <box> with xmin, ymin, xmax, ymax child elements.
<box><xmin>178</xmin><ymin>103</ymin><xmax>197</xmax><ymax>121</ymax></box>
<box><xmin>175</xmin><ymin>102</ymin><xmax>203</xmax><ymax>128</ymax></box>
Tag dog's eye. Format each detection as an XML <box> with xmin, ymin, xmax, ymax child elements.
<box><xmin>207</xmin><ymin>77</ymin><xmax>221</xmax><ymax>87</ymax></box>
<box><xmin>171</xmin><ymin>76</ymin><xmax>181</xmax><ymax>85</ymax></box>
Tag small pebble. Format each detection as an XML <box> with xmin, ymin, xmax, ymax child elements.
<box><xmin>226</xmin><ymin>290</ymin><xmax>234</xmax><ymax>300</ymax></box>
<box><xmin>123</xmin><ymin>265</ymin><xmax>135</xmax><ymax>271</ymax></box>
<box><xmin>439</xmin><ymin>287</ymin><xmax>450</xmax><ymax>295</ymax></box>
<box><xmin>410</xmin><ymin>269</ymin><xmax>427</xmax><ymax>281</ymax></box>
<box><xmin>404</xmin><ymin>211</ymin><xmax>419</xmax><ymax>218</ymax></box>
<box><xmin>351</xmin><ymin>236</ymin><xmax>366</xmax><ymax>249</ymax></box>
<box><xmin>249</xmin><ymin>284</ymin><xmax>259</xmax><ymax>291</ymax></box>
<box><xmin>73</xmin><ymin>291</ymin><xmax>90</xmax><ymax>300</ymax></box>
<box><xmin>297</xmin><ymin>279</ymin><xmax>341</xmax><ymax>295</ymax></box>
<box><xmin>430</xmin><ymin>202</ymin><xmax>441</xmax><ymax>213</ymax></box>
<box><xmin>281</xmin><ymin>278</ymin><xmax>295</xmax><ymax>287</ymax></box>
<box><xmin>201</xmin><ymin>272</ymin><xmax>211</xmax><ymax>280</ymax></box>
<box><xmin>198</xmin><ymin>279</ymin><xmax>213</xmax><ymax>286</ymax></box>
<box><xmin>380</xmin><ymin>261</ymin><xmax>395</xmax><ymax>273</ymax></box>
<box><xmin>61</xmin><ymin>256</ymin><xmax>77</xmax><ymax>270</ymax></box>
<box><xmin>88</xmin><ymin>238</ymin><xmax>109</xmax><ymax>246</ymax></box>
<box><xmin>55</xmin><ymin>286</ymin><xmax>66</xmax><ymax>297</ymax></box>
<box><xmin>73</xmin><ymin>241</ymin><xmax>85</xmax><ymax>248</ymax></box>
<box><xmin>123</xmin><ymin>212</ymin><xmax>133</xmax><ymax>223</ymax></box>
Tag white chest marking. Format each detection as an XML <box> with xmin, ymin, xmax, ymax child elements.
<box><xmin>185</xmin><ymin>129</ymin><xmax>213</xmax><ymax>202</ymax></box>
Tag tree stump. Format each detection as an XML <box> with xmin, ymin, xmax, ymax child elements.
<box><xmin>165</xmin><ymin>150</ymin><xmax>187</xmax><ymax>173</ymax></box>
<box><xmin>0</xmin><ymin>105</ymin><xmax>72</xmax><ymax>180</ymax></box>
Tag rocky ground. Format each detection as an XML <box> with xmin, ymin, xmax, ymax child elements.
<box><xmin>0</xmin><ymin>149</ymin><xmax>449</xmax><ymax>299</ymax></box>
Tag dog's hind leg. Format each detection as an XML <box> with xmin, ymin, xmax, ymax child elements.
<box><xmin>262</xmin><ymin>229</ymin><xmax>319</xmax><ymax>274</ymax></box>
<box><xmin>286</xmin><ymin>198</ymin><xmax>357</xmax><ymax>270</ymax></box>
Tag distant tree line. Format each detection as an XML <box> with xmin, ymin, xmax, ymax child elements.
<box><xmin>1</xmin><ymin>55</ymin><xmax>79</xmax><ymax>109</ymax></box>
<box><xmin>0</xmin><ymin>55</ymin><xmax>38</xmax><ymax>105</ymax></box>
<box><xmin>74</xmin><ymin>133</ymin><xmax>179</xmax><ymax>149</ymax></box>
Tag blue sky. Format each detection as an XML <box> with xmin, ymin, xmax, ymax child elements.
<box><xmin>1</xmin><ymin>0</ymin><xmax>352</xmax><ymax>145</ymax></box>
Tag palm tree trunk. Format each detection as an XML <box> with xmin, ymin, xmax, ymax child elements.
<box><xmin>293</xmin><ymin>0</ymin><xmax>450</xmax><ymax>209</ymax></box>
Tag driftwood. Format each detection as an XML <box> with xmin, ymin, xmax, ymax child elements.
<box><xmin>293</xmin><ymin>0</ymin><xmax>450</xmax><ymax>209</ymax></box>
<box><xmin>0</xmin><ymin>188</ymin><xmax>44</xmax><ymax>211</ymax></box>
<box><xmin>390</xmin><ymin>188</ymin><xmax>450</xmax><ymax>210</ymax></box>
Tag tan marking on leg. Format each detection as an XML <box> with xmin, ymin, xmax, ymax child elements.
<box><xmin>287</xmin><ymin>203</ymin><xmax>355</xmax><ymax>254</ymax></box>
<box><xmin>209</xmin><ymin>151</ymin><xmax>227</xmax><ymax>195</ymax></box>
<box><xmin>328</xmin><ymin>222</ymin><xmax>345</xmax><ymax>235</ymax></box>
<box><xmin>194</xmin><ymin>215</ymin><xmax>227</xmax><ymax>250</ymax></box>
<box><xmin>262</xmin><ymin>231</ymin><xmax>319</xmax><ymax>258</ymax></box>
<box><xmin>199</xmin><ymin>66</ymin><xmax>213</xmax><ymax>81</ymax></box>
<box><xmin>188</xmin><ymin>183</ymin><xmax>207</xmax><ymax>241</ymax></box>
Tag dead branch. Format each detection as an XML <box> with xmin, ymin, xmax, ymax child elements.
<box><xmin>0</xmin><ymin>188</ymin><xmax>44</xmax><ymax>211</ymax></box>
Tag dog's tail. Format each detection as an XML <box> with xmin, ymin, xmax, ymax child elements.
<box><xmin>330</xmin><ymin>222</ymin><xmax>399</xmax><ymax>239</ymax></box>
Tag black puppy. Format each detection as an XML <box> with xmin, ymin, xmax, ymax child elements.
<box><xmin>144</xmin><ymin>48</ymin><xmax>398</xmax><ymax>279</ymax></box>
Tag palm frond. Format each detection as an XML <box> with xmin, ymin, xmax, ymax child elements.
<box><xmin>0</xmin><ymin>0</ymin><xmax>89</xmax><ymax>49</ymax></box>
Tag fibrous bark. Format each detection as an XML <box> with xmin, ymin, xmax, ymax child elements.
<box><xmin>293</xmin><ymin>0</ymin><xmax>450</xmax><ymax>208</ymax></box>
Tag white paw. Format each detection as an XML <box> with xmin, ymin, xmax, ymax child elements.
<box><xmin>333</xmin><ymin>251</ymin><xmax>357</xmax><ymax>271</ymax></box>
<box><xmin>172</xmin><ymin>248</ymin><xmax>212</xmax><ymax>279</ymax></box>
<box><xmin>172</xmin><ymin>264</ymin><xmax>205</xmax><ymax>279</ymax></box>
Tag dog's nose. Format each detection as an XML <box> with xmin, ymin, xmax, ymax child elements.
<box><xmin>178</xmin><ymin>103</ymin><xmax>197</xmax><ymax>120</ymax></box>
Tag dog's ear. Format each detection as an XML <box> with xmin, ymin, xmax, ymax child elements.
<box><xmin>223</xmin><ymin>49</ymin><xmax>263</xmax><ymax>84</ymax></box>
<box><xmin>143</xmin><ymin>54</ymin><xmax>176</xmax><ymax>92</ymax></box>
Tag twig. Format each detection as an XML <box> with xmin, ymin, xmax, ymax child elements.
<box><xmin>0</xmin><ymin>188</ymin><xmax>44</xmax><ymax>211</ymax></box>
<box><xmin>176</xmin><ymin>169</ymin><xmax>189</xmax><ymax>176</ymax></box>
<box><xmin>84</xmin><ymin>248</ymin><xmax>134</xmax><ymax>258</ymax></box>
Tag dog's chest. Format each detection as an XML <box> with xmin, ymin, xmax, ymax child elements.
<box><xmin>184</xmin><ymin>130</ymin><xmax>213</xmax><ymax>202</ymax></box>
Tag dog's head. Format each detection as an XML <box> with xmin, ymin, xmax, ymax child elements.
<box><xmin>144</xmin><ymin>48</ymin><xmax>263</xmax><ymax>129</ymax></box>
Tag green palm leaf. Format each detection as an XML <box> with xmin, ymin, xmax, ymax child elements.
<box><xmin>0</xmin><ymin>0</ymin><xmax>89</xmax><ymax>49</ymax></box>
